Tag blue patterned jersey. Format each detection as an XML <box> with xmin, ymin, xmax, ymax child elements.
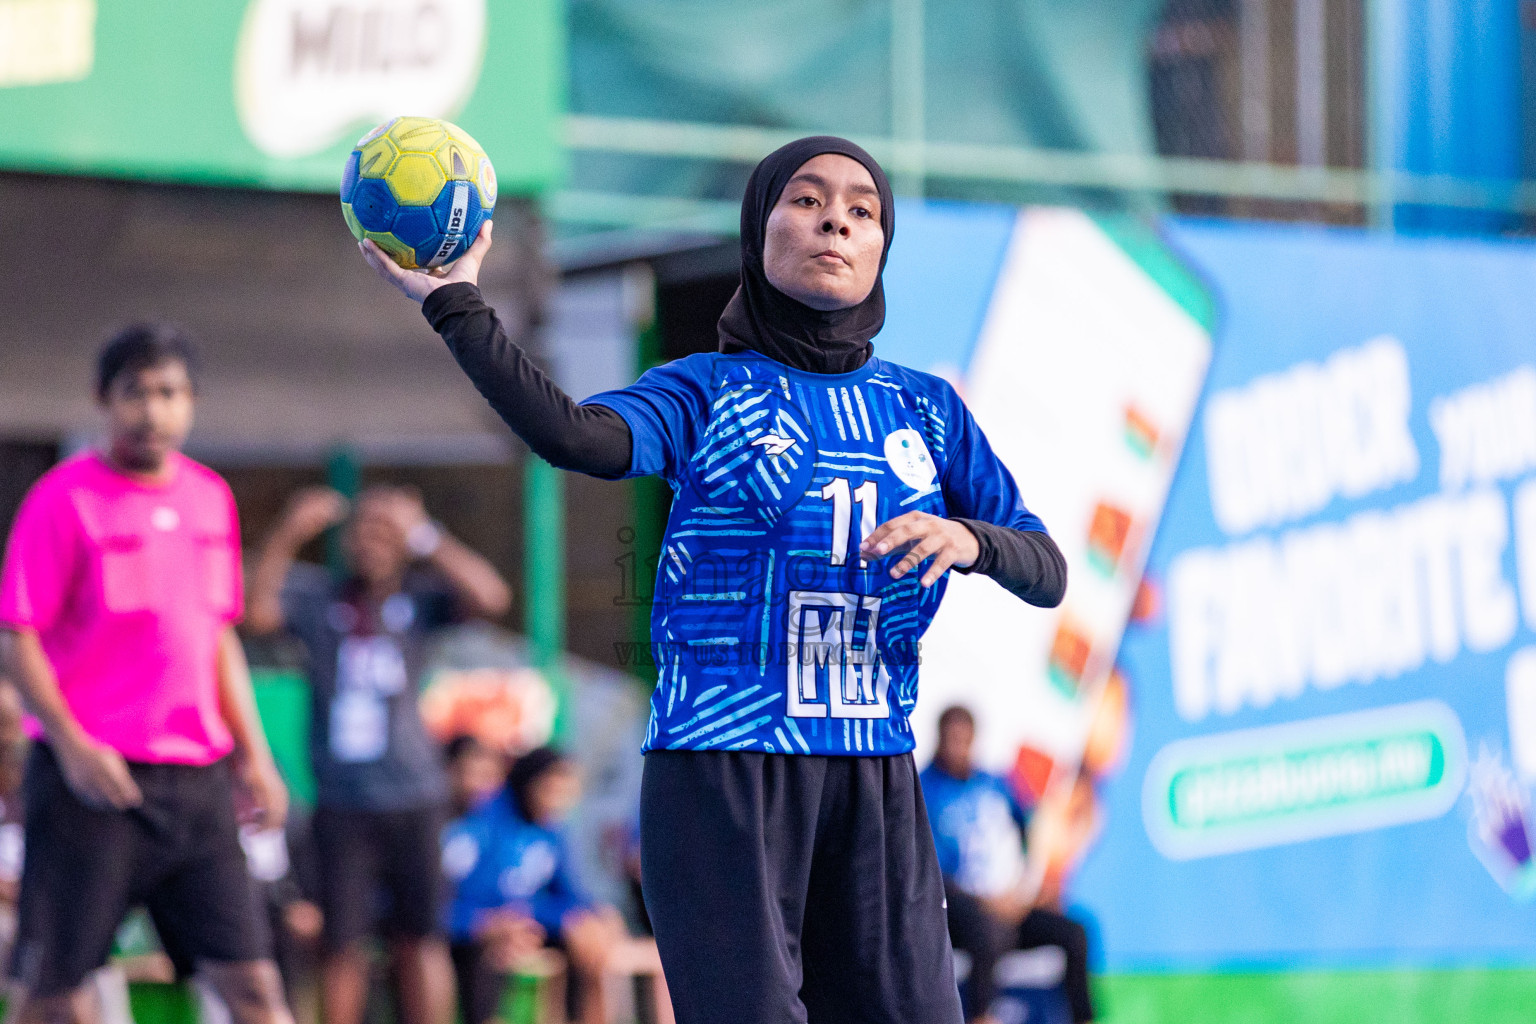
<box><xmin>587</xmin><ymin>352</ymin><xmax>1045</xmax><ymax>756</ymax></box>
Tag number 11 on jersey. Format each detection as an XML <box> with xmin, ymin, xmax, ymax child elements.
<box><xmin>785</xmin><ymin>477</ymin><xmax>891</xmax><ymax>720</ymax></box>
<box><xmin>822</xmin><ymin>477</ymin><xmax>877</xmax><ymax>566</ymax></box>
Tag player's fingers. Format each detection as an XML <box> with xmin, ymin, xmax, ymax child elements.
<box><xmin>860</xmin><ymin>516</ymin><xmax>904</xmax><ymax>553</ymax></box>
<box><xmin>890</xmin><ymin>536</ymin><xmax>942</xmax><ymax>579</ymax></box>
<box><xmin>359</xmin><ymin>240</ymin><xmax>398</xmax><ymax>283</ymax></box>
<box><xmin>454</xmin><ymin>220</ymin><xmax>494</xmax><ymax>277</ymax></box>
<box><xmin>863</xmin><ymin>512</ymin><xmax>923</xmax><ymax>552</ymax></box>
<box><xmin>472</xmin><ymin>218</ymin><xmax>494</xmax><ymax>252</ymax></box>
<box><xmin>865</xmin><ymin>517</ymin><xmax>924</xmax><ymax>558</ymax></box>
<box><xmin>360</xmin><ymin>240</ymin><xmax>413</xmax><ymax>287</ymax></box>
<box><xmin>921</xmin><ymin>550</ymin><xmax>958</xmax><ymax>588</ymax></box>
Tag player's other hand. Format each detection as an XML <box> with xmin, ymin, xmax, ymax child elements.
<box><xmin>360</xmin><ymin>219</ymin><xmax>493</xmax><ymax>303</ymax></box>
<box><xmin>860</xmin><ymin>512</ymin><xmax>980</xmax><ymax>587</ymax></box>
<box><xmin>56</xmin><ymin>732</ymin><xmax>143</xmax><ymax>810</ymax></box>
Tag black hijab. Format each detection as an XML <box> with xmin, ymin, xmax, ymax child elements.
<box><xmin>717</xmin><ymin>136</ymin><xmax>895</xmax><ymax>375</ymax></box>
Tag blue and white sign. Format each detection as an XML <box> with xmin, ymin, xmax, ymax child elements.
<box><xmin>1077</xmin><ymin>219</ymin><xmax>1536</xmax><ymax>970</ymax></box>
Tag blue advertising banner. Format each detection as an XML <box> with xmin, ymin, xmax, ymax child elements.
<box><xmin>1077</xmin><ymin>218</ymin><xmax>1536</xmax><ymax>971</ymax></box>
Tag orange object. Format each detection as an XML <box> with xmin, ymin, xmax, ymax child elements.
<box><xmin>1082</xmin><ymin>669</ymin><xmax>1131</xmax><ymax>778</ymax></box>
<box><xmin>1124</xmin><ymin>404</ymin><xmax>1160</xmax><ymax>459</ymax></box>
<box><xmin>1087</xmin><ymin>501</ymin><xmax>1133</xmax><ymax>576</ymax></box>
<box><xmin>1048</xmin><ymin>621</ymin><xmax>1092</xmax><ymax>695</ymax></box>
<box><xmin>1129</xmin><ymin>576</ymin><xmax>1161</xmax><ymax>624</ymax></box>
<box><xmin>419</xmin><ymin>666</ymin><xmax>556</xmax><ymax>755</ymax></box>
<box><xmin>1012</xmin><ymin>745</ymin><xmax>1056</xmax><ymax>807</ymax></box>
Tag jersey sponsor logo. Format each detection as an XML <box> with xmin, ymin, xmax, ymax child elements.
<box><xmin>884</xmin><ymin>428</ymin><xmax>937</xmax><ymax>492</ymax></box>
<box><xmin>750</xmin><ymin>433</ymin><xmax>796</xmax><ymax>458</ymax></box>
<box><xmin>688</xmin><ymin>386</ymin><xmax>815</xmax><ymax>527</ymax></box>
<box><xmin>786</xmin><ymin>589</ymin><xmax>891</xmax><ymax>719</ymax></box>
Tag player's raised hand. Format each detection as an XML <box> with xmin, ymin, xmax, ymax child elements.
<box><xmin>360</xmin><ymin>219</ymin><xmax>494</xmax><ymax>303</ymax></box>
<box><xmin>860</xmin><ymin>511</ymin><xmax>981</xmax><ymax>588</ymax></box>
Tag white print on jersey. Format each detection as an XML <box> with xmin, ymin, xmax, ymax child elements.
<box><xmin>885</xmin><ymin>428</ymin><xmax>938</xmax><ymax>492</ymax></box>
<box><xmin>786</xmin><ymin>590</ymin><xmax>891</xmax><ymax>720</ymax></box>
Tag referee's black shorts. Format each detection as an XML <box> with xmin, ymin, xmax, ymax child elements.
<box><xmin>11</xmin><ymin>744</ymin><xmax>271</xmax><ymax>996</ymax></box>
<box><xmin>640</xmin><ymin>750</ymin><xmax>963</xmax><ymax>1024</ymax></box>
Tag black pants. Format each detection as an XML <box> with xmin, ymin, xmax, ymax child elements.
<box><xmin>312</xmin><ymin>803</ymin><xmax>446</xmax><ymax>951</ymax></box>
<box><xmin>12</xmin><ymin>744</ymin><xmax>271</xmax><ymax>996</ymax></box>
<box><xmin>943</xmin><ymin>880</ymin><xmax>1093</xmax><ymax>1023</ymax></box>
<box><xmin>450</xmin><ymin>940</ymin><xmax>501</xmax><ymax>1024</ymax></box>
<box><xmin>640</xmin><ymin>750</ymin><xmax>963</xmax><ymax>1024</ymax></box>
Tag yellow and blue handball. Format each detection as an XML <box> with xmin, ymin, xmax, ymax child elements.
<box><xmin>340</xmin><ymin>116</ymin><xmax>497</xmax><ymax>270</ymax></box>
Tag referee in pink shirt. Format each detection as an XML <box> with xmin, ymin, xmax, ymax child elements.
<box><xmin>0</xmin><ymin>326</ymin><xmax>293</xmax><ymax>1024</ymax></box>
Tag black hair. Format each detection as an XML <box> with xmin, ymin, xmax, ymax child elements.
<box><xmin>96</xmin><ymin>323</ymin><xmax>201</xmax><ymax>400</ymax></box>
<box><xmin>444</xmin><ymin>733</ymin><xmax>486</xmax><ymax>763</ymax></box>
<box><xmin>505</xmin><ymin>746</ymin><xmax>569</xmax><ymax>822</ymax></box>
<box><xmin>937</xmin><ymin>705</ymin><xmax>975</xmax><ymax>731</ymax></box>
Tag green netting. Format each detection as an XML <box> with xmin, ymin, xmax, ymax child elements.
<box><xmin>568</xmin><ymin>0</ymin><xmax>1164</xmax><ymax>203</ymax></box>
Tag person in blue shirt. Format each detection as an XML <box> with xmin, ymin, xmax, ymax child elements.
<box><xmin>921</xmin><ymin>706</ymin><xmax>1095</xmax><ymax>1024</ymax></box>
<box><xmin>442</xmin><ymin>747</ymin><xmax>626</xmax><ymax>1024</ymax></box>
<box><xmin>363</xmin><ymin>135</ymin><xmax>1066</xmax><ymax>1024</ymax></box>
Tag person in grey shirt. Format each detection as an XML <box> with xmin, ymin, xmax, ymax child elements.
<box><xmin>247</xmin><ymin>485</ymin><xmax>511</xmax><ymax>1024</ymax></box>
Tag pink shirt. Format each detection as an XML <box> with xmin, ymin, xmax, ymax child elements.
<box><xmin>0</xmin><ymin>451</ymin><xmax>242</xmax><ymax>765</ymax></box>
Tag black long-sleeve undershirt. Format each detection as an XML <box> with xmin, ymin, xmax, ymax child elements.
<box><xmin>423</xmin><ymin>282</ymin><xmax>632</xmax><ymax>478</ymax></box>
<box><xmin>422</xmin><ymin>282</ymin><xmax>1067</xmax><ymax>607</ymax></box>
<box><xmin>952</xmin><ymin>519</ymin><xmax>1067</xmax><ymax>607</ymax></box>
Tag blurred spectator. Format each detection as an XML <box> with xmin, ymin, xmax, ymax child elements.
<box><xmin>445</xmin><ymin>734</ymin><xmax>509</xmax><ymax>820</ymax></box>
<box><xmin>921</xmin><ymin>706</ymin><xmax>1096</xmax><ymax>1024</ymax></box>
<box><xmin>239</xmin><ymin>809</ymin><xmax>324</xmax><ymax>1015</ymax></box>
<box><xmin>246</xmin><ymin>485</ymin><xmax>511</xmax><ymax>1024</ymax></box>
<box><xmin>443</xmin><ymin>748</ymin><xmax>632</xmax><ymax>1024</ymax></box>
<box><xmin>0</xmin><ymin>676</ymin><xmax>26</xmax><ymax>963</ymax></box>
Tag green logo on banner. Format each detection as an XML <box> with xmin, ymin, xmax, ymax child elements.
<box><xmin>1144</xmin><ymin>700</ymin><xmax>1467</xmax><ymax>859</ymax></box>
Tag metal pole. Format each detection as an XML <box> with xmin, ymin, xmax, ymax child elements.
<box><xmin>524</xmin><ymin>456</ymin><xmax>568</xmax><ymax>740</ymax></box>
<box><xmin>627</xmin><ymin>265</ymin><xmax>664</xmax><ymax>690</ymax></box>
<box><xmin>1238</xmin><ymin>0</ymin><xmax>1272</xmax><ymax>163</ymax></box>
<box><xmin>1295</xmin><ymin>0</ymin><xmax>1328</xmax><ymax>168</ymax></box>
<box><xmin>325</xmin><ymin>445</ymin><xmax>361</xmax><ymax>578</ymax></box>
<box><xmin>890</xmin><ymin>0</ymin><xmax>925</xmax><ymax>196</ymax></box>
<box><xmin>1366</xmin><ymin>0</ymin><xmax>1400</xmax><ymax>230</ymax></box>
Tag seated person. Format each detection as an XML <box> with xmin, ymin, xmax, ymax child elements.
<box><xmin>920</xmin><ymin>705</ymin><xmax>1095</xmax><ymax>1024</ymax></box>
<box><xmin>443</xmin><ymin>748</ymin><xmax>627</xmax><ymax>1024</ymax></box>
<box><xmin>446</xmin><ymin>734</ymin><xmax>509</xmax><ymax>820</ymax></box>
